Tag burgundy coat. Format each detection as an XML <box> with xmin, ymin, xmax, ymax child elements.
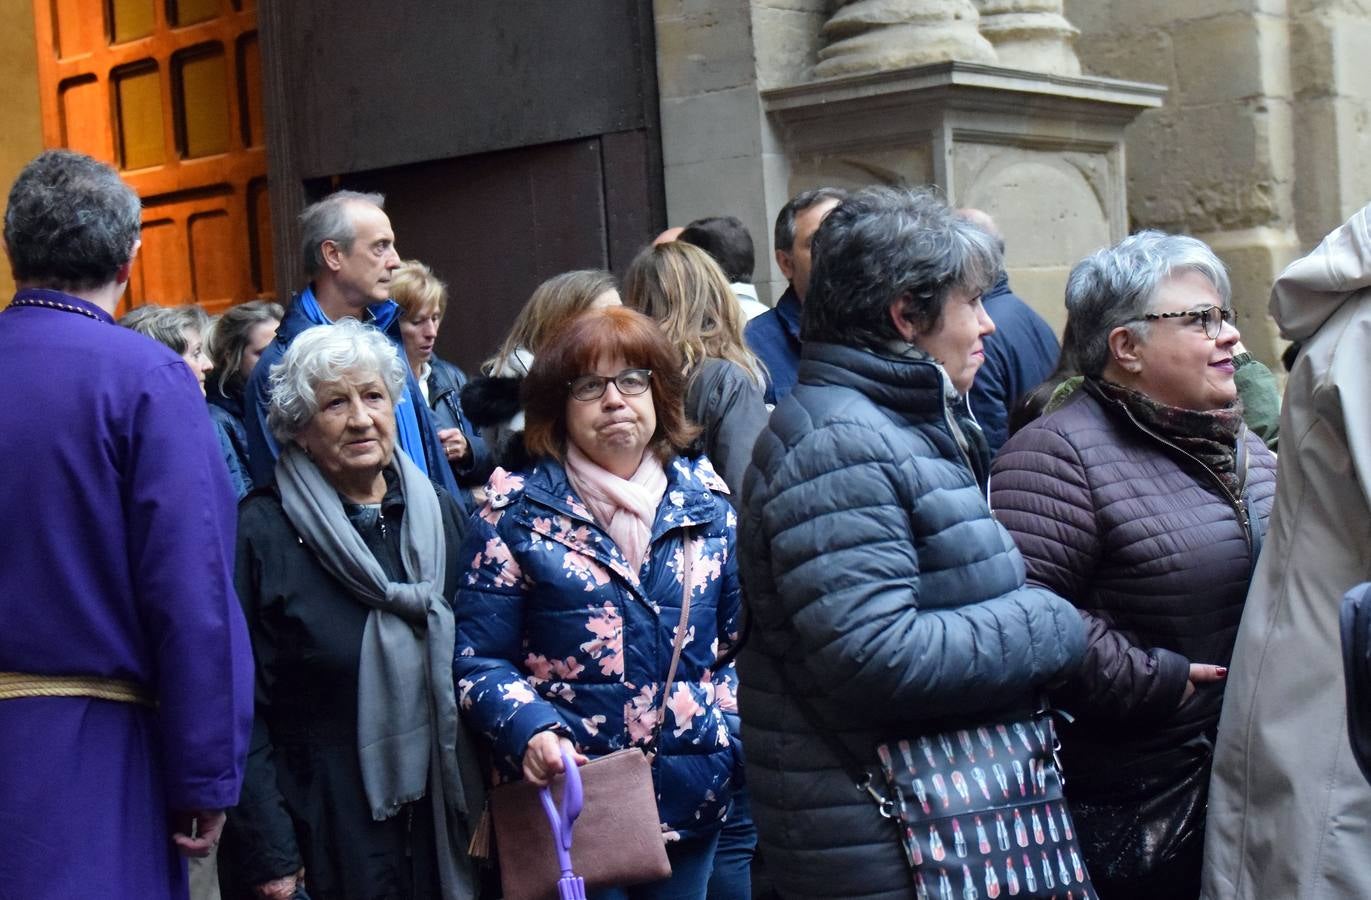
<box><xmin>990</xmin><ymin>383</ymin><xmax>1277</xmax><ymax>777</ymax></box>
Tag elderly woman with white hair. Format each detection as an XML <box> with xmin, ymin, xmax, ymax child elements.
<box><xmin>221</xmin><ymin>319</ymin><xmax>484</xmax><ymax>900</ymax></box>
<box><xmin>991</xmin><ymin>231</ymin><xmax>1279</xmax><ymax>899</ymax></box>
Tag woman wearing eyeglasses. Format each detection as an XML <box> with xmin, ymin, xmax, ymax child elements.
<box><xmin>989</xmin><ymin>231</ymin><xmax>1278</xmax><ymax>900</ymax></box>
<box><xmin>453</xmin><ymin>307</ymin><xmax>741</xmax><ymax>898</ymax></box>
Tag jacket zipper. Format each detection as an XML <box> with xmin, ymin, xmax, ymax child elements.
<box><xmin>1107</xmin><ymin>401</ymin><xmax>1253</xmax><ymax>552</ymax></box>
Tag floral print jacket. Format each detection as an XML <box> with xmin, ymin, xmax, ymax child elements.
<box><xmin>453</xmin><ymin>454</ymin><xmax>742</xmax><ymax>840</ymax></box>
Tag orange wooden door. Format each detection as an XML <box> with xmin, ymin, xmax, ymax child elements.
<box><xmin>31</xmin><ymin>0</ymin><xmax>273</xmax><ymax>315</ymax></box>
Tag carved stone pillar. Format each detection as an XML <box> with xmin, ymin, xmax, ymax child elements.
<box><xmin>816</xmin><ymin>0</ymin><xmax>997</xmax><ymax>79</ymax></box>
<box><xmin>974</xmin><ymin>0</ymin><xmax>1081</xmax><ymax>76</ymax></box>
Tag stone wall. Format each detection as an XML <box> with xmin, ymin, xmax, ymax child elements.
<box><xmin>653</xmin><ymin>1</ymin><xmax>830</xmax><ymax>304</ymax></box>
<box><xmin>1063</xmin><ymin>0</ymin><xmax>1371</xmax><ymax>361</ymax></box>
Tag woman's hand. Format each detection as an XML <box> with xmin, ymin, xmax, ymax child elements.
<box><xmin>522</xmin><ymin>731</ymin><xmax>588</xmax><ymax>786</ymax></box>
<box><xmin>254</xmin><ymin>868</ymin><xmax>305</xmax><ymax>900</ymax></box>
<box><xmin>1180</xmin><ymin>663</ymin><xmax>1227</xmax><ymax>705</ymax></box>
<box><xmin>438</xmin><ymin>427</ymin><xmax>471</xmax><ymax>464</ymax></box>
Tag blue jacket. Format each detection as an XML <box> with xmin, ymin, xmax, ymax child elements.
<box><xmin>426</xmin><ymin>355</ymin><xmax>493</xmax><ymax>489</ymax></box>
<box><xmin>454</xmin><ymin>455</ymin><xmax>742</xmax><ymax>840</ymax></box>
<box><xmin>967</xmin><ymin>274</ymin><xmax>1060</xmax><ymax>456</ymax></box>
<box><xmin>242</xmin><ymin>290</ymin><xmax>458</xmax><ymax>496</ymax></box>
<box><xmin>206</xmin><ymin>379</ymin><xmax>253</xmax><ymax>500</ymax></box>
<box><xmin>739</xmin><ymin>340</ymin><xmax>1086</xmax><ymax>899</ymax></box>
<box><xmin>744</xmin><ymin>286</ymin><xmax>802</xmax><ymax>405</ymax></box>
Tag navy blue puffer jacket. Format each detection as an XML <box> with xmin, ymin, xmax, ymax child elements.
<box><xmin>738</xmin><ymin>342</ymin><xmax>1086</xmax><ymax>900</ymax></box>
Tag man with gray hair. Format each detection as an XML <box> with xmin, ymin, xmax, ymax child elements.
<box><xmin>0</xmin><ymin>149</ymin><xmax>253</xmax><ymax>899</ymax></box>
<box><xmin>745</xmin><ymin>186</ymin><xmax>847</xmax><ymax>404</ymax></box>
<box><xmin>242</xmin><ymin>190</ymin><xmax>460</xmax><ymax>497</ymax></box>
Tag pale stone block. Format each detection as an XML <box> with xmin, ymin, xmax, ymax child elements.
<box><xmin>1071</xmin><ymin>27</ymin><xmax>1176</xmax><ymax>88</ymax></box>
<box><xmin>658</xmin><ymin>87</ymin><xmax>765</xmax><ymax>167</ymax></box>
<box><xmin>750</xmin><ymin>4</ymin><xmax>829</xmax><ymax>89</ymax></box>
<box><xmin>975</xmin><ymin>0</ymin><xmax>1083</xmax><ymax>76</ymax></box>
<box><xmin>653</xmin><ymin>1</ymin><xmax>758</xmax><ymax>99</ymax></box>
<box><xmin>817</xmin><ymin>0</ymin><xmax>997</xmax><ymax>77</ymax></box>
<box><xmin>1007</xmin><ymin>266</ymin><xmax>1073</xmax><ymax>333</ymax></box>
<box><xmin>954</xmin><ymin>144</ymin><xmax>1113</xmax><ymax>269</ymax></box>
<box><xmin>1065</xmin><ymin>0</ymin><xmax>1284</xmax><ymax>34</ymax></box>
<box><xmin>662</xmin><ymin>154</ymin><xmax>772</xmax><ymax>259</ymax></box>
<box><xmin>1172</xmin><ymin>13</ymin><xmax>1288</xmax><ymax>104</ymax></box>
<box><xmin>1194</xmin><ymin>226</ymin><xmax>1300</xmax><ymax>364</ymax></box>
<box><xmin>785</xmin><ymin>146</ymin><xmax>937</xmax><ymax>196</ymax></box>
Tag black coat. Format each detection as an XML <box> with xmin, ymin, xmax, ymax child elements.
<box><xmin>684</xmin><ymin>357</ymin><xmax>769</xmax><ymax>504</ymax></box>
<box><xmin>221</xmin><ymin>480</ymin><xmax>471</xmax><ymax>900</ymax></box>
<box><xmin>739</xmin><ymin>341</ymin><xmax>1086</xmax><ymax>900</ymax></box>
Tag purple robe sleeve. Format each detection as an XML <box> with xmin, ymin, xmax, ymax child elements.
<box><xmin>126</xmin><ymin>362</ymin><xmax>255</xmax><ymax>811</ymax></box>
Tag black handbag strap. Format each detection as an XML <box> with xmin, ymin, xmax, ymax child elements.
<box><xmin>789</xmin><ymin>691</ymin><xmax>896</xmax><ymax>816</ymax></box>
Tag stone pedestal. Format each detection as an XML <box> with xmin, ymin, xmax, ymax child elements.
<box><xmin>763</xmin><ymin>62</ymin><xmax>1164</xmax><ymax>330</ymax></box>
<box><xmin>975</xmin><ymin>0</ymin><xmax>1082</xmax><ymax>76</ymax></box>
<box><xmin>817</xmin><ymin>0</ymin><xmax>997</xmax><ymax>79</ymax></box>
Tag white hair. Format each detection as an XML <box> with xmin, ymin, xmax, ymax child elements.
<box><xmin>267</xmin><ymin>318</ymin><xmax>408</xmax><ymax>443</ymax></box>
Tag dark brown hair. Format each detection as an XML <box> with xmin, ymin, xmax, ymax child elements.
<box><xmin>522</xmin><ymin>307</ymin><xmax>698</xmax><ymax>464</ymax></box>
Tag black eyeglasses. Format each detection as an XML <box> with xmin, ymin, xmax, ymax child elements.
<box><xmin>1138</xmin><ymin>305</ymin><xmax>1236</xmax><ymax>340</ymax></box>
<box><xmin>568</xmin><ymin>368</ymin><xmax>652</xmax><ymax>402</ymax></box>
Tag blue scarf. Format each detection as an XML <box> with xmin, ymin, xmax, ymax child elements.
<box><xmin>295</xmin><ymin>286</ymin><xmax>431</xmax><ymax>480</ymax></box>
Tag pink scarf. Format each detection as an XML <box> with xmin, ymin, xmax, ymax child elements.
<box><xmin>564</xmin><ymin>443</ymin><xmax>667</xmax><ymax>577</ymax></box>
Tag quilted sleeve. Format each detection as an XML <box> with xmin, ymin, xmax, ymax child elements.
<box><xmin>992</xmin><ymin>423</ymin><xmax>1191</xmax><ymax>723</ymax></box>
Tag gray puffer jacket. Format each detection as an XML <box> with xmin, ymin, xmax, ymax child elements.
<box><xmin>738</xmin><ymin>341</ymin><xmax>1087</xmax><ymax>900</ymax></box>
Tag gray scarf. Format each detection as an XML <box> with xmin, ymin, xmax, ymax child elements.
<box><xmin>276</xmin><ymin>444</ymin><xmax>479</xmax><ymax>899</ymax></box>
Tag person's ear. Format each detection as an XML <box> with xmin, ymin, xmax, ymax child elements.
<box><xmin>320</xmin><ymin>239</ymin><xmax>344</xmax><ymax>273</ymax></box>
<box><xmin>775</xmin><ymin>248</ymin><xmax>795</xmax><ymax>283</ymax></box>
<box><xmin>1107</xmin><ymin>325</ymin><xmax>1144</xmax><ymax>374</ymax></box>
<box><xmin>113</xmin><ymin>238</ymin><xmax>142</xmax><ymax>287</ymax></box>
<box><xmin>888</xmin><ymin>293</ymin><xmax>919</xmax><ymax>343</ymax></box>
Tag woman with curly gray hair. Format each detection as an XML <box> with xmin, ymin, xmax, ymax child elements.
<box><xmin>221</xmin><ymin>319</ymin><xmax>484</xmax><ymax>900</ymax></box>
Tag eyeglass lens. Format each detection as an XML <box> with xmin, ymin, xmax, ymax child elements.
<box><xmin>570</xmin><ymin>369</ymin><xmax>651</xmax><ymax>401</ymax></box>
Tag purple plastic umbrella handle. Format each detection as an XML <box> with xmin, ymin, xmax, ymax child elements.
<box><xmin>538</xmin><ymin>744</ymin><xmax>585</xmax><ymax>876</ymax></box>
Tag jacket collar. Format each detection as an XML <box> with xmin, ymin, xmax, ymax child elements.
<box><xmin>799</xmin><ymin>340</ymin><xmax>951</xmax><ymax>424</ymax></box>
<box><xmin>278</xmin><ymin>284</ymin><xmax>400</xmax><ymax>343</ymax></box>
<box><xmin>776</xmin><ymin>286</ymin><xmax>802</xmax><ymax>342</ymax></box>
<box><xmin>510</xmin><ymin>454</ymin><xmax>725</xmax><ymax>598</ymax></box>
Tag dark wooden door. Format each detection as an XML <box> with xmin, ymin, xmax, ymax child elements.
<box><xmin>258</xmin><ymin>1</ymin><xmax>664</xmax><ymax>372</ymax></box>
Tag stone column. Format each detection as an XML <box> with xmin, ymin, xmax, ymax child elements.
<box><xmin>975</xmin><ymin>0</ymin><xmax>1082</xmax><ymax>76</ymax></box>
<box><xmin>816</xmin><ymin>0</ymin><xmax>997</xmax><ymax>79</ymax></box>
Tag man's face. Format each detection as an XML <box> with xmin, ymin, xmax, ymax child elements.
<box><xmin>776</xmin><ymin>197</ymin><xmax>841</xmax><ymax>303</ymax></box>
<box><xmin>327</xmin><ymin>203</ymin><xmax>401</xmax><ymax>308</ymax></box>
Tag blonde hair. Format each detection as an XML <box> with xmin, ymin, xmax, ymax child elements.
<box><xmin>390</xmin><ymin>259</ymin><xmax>448</xmax><ymax>318</ymax></box>
<box><xmin>623</xmin><ymin>242</ymin><xmax>764</xmax><ymax>387</ymax></box>
<box><xmin>484</xmin><ymin>269</ymin><xmax>617</xmax><ymax>375</ymax></box>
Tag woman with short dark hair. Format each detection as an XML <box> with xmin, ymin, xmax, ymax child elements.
<box><xmin>740</xmin><ymin>186</ymin><xmax>1087</xmax><ymax>900</ymax></box>
<box><xmin>991</xmin><ymin>231</ymin><xmax>1278</xmax><ymax>899</ymax></box>
<box><xmin>455</xmin><ymin>306</ymin><xmax>741</xmax><ymax>899</ymax></box>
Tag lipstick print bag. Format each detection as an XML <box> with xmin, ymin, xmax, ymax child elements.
<box><xmin>871</xmin><ymin>714</ymin><xmax>1096</xmax><ymax>900</ymax></box>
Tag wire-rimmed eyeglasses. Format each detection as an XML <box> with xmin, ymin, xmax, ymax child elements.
<box><xmin>568</xmin><ymin>368</ymin><xmax>653</xmax><ymax>402</ymax></box>
<box><xmin>1137</xmin><ymin>305</ymin><xmax>1236</xmax><ymax>340</ymax></box>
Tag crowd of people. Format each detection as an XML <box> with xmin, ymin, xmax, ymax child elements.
<box><xmin>2</xmin><ymin>147</ymin><xmax>1370</xmax><ymax>900</ymax></box>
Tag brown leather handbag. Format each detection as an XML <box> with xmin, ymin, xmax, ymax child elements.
<box><xmin>488</xmin><ymin>545</ymin><xmax>695</xmax><ymax>900</ymax></box>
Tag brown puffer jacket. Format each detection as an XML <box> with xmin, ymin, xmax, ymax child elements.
<box><xmin>990</xmin><ymin>382</ymin><xmax>1277</xmax><ymax>774</ymax></box>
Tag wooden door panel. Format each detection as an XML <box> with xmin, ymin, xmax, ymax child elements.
<box><xmin>32</xmin><ymin>0</ymin><xmax>273</xmax><ymax>312</ymax></box>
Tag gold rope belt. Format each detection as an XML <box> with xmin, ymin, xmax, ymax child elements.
<box><xmin>0</xmin><ymin>672</ymin><xmax>155</xmax><ymax>707</ymax></box>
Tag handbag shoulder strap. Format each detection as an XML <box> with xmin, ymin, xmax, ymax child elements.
<box><xmin>650</xmin><ymin>535</ymin><xmax>693</xmax><ymax>749</ymax></box>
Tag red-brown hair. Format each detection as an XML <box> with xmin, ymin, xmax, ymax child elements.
<box><xmin>522</xmin><ymin>307</ymin><xmax>698</xmax><ymax>463</ymax></box>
